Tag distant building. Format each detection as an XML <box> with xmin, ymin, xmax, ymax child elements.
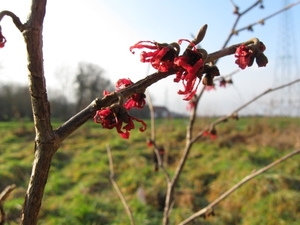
<box><xmin>129</xmin><ymin>105</ymin><xmax>186</xmax><ymax>119</ymax></box>
<box><xmin>153</xmin><ymin>106</ymin><xmax>170</xmax><ymax>118</ymax></box>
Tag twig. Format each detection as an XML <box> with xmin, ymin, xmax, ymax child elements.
<box><xmin>106</xmin><ymin>144</ymin><xmax>135</xmax><ymax>225</ymax></box>
<box><xmin>162</xmin><ymin>66</ymin><xmax>202</xmax><ymax>224</ymax></box>
<box><xmin>0</xmin><ymin>184</ymin><xmax>16</xmax><ymax>225</ymax></box>
<box><xmin>220</xmin><ymin>0</ymin><xmax>262</xmax><ymax>52</ymax></box>
<box><xmin>214</xmin><ymin>69</ymin><xmax>239</xmax><ymax>82</ymax></box>
<box><xmin>146</xmin><ymin>90</ymin><xmax>156</xmax><ymax>143</ymax></box>
<box><xmin>146</xmin><ymin>90</ymin><xmax>171</xmax><ymax>183</ymax></box>
<box><xmin>0</xmin><ymin>10</ymin><xmax>25</xmax><ymax>31</ymax></box>
<box><xmin>152</xmin><ymin>141</ymin><xmax>171</xmax><ymax>183</ymax></box>
<box><xmin>179</xmin><ymin>148</ymin><xmax>300</xmax><ymax>225</ymax></box>
<box><xmin>162</xmin><ymin>77</ymin><xmax>300</xmax><ymax>225</ymax></box>
<box><xmin>235</xmin><ymin>0</ymin><xmax>300</xmax><ymax>34</ymax></box>
<box><xmin>192</xmin><ymin>77</ymin><xmax>300</xmax><ymax>143</ymax></box>
<box><xmin>162</xmin><ymin>71</ymin><xmax>238</xmax><ymax>225</ymax></box>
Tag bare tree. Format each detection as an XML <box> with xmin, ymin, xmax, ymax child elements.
<box><xmin>74</xmin><ymin>62</ymin><xmax>113</xmax><ymax>111</ymax></box>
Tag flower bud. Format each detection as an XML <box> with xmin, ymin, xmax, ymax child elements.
<box><xmin>202</xmin><ymin>74</ymin><xmax>214</xmax><ymax>86</ymax></box>
<box><xmin>255</xmin><ymin>53</ymin><xmax>268</xmax><ymax>67</ymax></box>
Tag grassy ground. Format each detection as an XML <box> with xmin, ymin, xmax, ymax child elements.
<box><xmin>1</xmin><ymin>117</ymin><xmax>300</xmax><ymax>224</ymax></box>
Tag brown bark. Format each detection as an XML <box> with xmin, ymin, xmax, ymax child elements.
<box><xmin>19</xmin><ymin>1</ymin><xmax>59</xmax><ymax>224</ymax></box>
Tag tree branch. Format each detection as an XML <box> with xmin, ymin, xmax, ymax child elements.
<box><xmin>20</xmin><ymin>1</ymin><xmax>58</xmax><ymax>225</ymax></box>
<box><xmin>106</xmin><ymin>144</ymin><xmax>135</xmax><ymax>225</ymax></box>
<box><xmin>235</xmin><ymin>0</ymin><xmax>300</xmax><ymax>34</ymax></box>
<box><xmin>146</xmin><ymin>89</ymin><xmax>171</xmax><ymax>183</ymax></box>
<box><xmin>179</xmin><ymin>148</ymin><xmax>300</xmax><ymax>225</ymax></box>
<box><xmin>55</xmin><ymin>39</ymin><xmax>249</xmax><ymax>142</ymax></box>
<box><xmin>220</xmin><ymin>0</ymin><xmax>262</xmax><ymax>51</ymax></box>
<box><xmin>162</xmin><ymin>77</ymin><xmax>300</xmax><ymax>224</ymax></box>
<box><xmin>0</xmin><ymin>10</ymin><xmax>26</xmax><ymax>32</ymax></box>
<box><xmin>192</xmin><ymin>77</ymin><xmax>300</xmax><ymax>143</ymax></box>
<box><xmin>0</xmin><ymin>184</ymin><xmax>16</xmax><ymax>225</ymax></box>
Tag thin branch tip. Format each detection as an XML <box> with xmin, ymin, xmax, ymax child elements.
<box><xmin>0</xmin><ymin>10</ymin><xmax>25</xmax><ymax>32</ymax></box>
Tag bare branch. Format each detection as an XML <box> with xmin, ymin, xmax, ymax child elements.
<box><xmin>146</xmin><ymin>90</ymin><xmax>156</xmax><ymax>143</ymax></box>
<box><xmin>106</xmin><ymin>144</ymin><xmax>135</xmax><ymax>225</ymax></box>
<box><xmin>163</xmin><ymin>87</ymin><xmax>201</xmax><ymax>224</ymax></box>
<box><xmin>146</xmin><ymin>88</ymin><xmax>171</xmax><ymax>183</ymax></box>
<box><xmin>213</xmin><ymin>69</ymin><xmax>240</xmax><ymax>82</ymax></box>
<box><xmin>0</xmin><ymin>10</ymin><xmax>25</xmax><ymax>32</ymax></box>
<box><xmin>235</xmin><ymin>0</ymin><xmax>300</xmax><ymax>34</ymax></box>
<box><xmin>192</xmin><ymin>77</ymin><xmax>300</xmax><ymax>143</ymax></box>
<box><xmin>153</xmin><ymin>142</ymin><xmax>172</xmax><ymax>183</ymax></box>
<box><xmin>20</xmin><ymin>1</ymin><xmax>56</xmax><ymax>225</ymax></box>
<box><xmin>220</xmin><ymin>0</ymin><xmax>262</xmax><ymax>51</ymax></box>
<box><xmin>179</xmin><ymin>148</ymin><xmax>300</xmax><ymax>225</ymax></box>
<box><xmin>0</xmin><ymin>184</ymin><xmax>16</xmax><ymax>225</ymax></box>
<box><xmin>162</xmin><ymin>77</ymin><xmax>300</xmax><ymax>224</ymax></box>
<box><xmin>0</xmin><ymin>184</ymin><xmax>16</xmax><ymax>202</ymax></box>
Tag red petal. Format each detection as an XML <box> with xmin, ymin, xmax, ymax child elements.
<box><xmin>130</xmin><ymin>40</ymin><xmax>157</xmax><ymax>53</ymax></box>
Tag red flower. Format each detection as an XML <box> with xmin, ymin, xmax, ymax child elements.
<box><xmin>235</xmin><ymin>44</ymin><xmax>253</xmax><ymax>69</ymax></box>
<box><xmin>147</xmin><ymin>139</ymin><xmax>154</xmax><ymax>147</ymax></box>
<box><xmin>174</xmin><ymin>39</ymin><xmax>204</xmax><ymax>100</ymax></box>
<box><xmin>0</xmin><ymin>26</ymin><xmax>7</xmax><ymax>48</ymax></box>
<box><xmin>94</xmin><ymin>108</ymin><xmax>117</xmax><ymax>129</ymax></box>
<box><xmin>203</xmin><ymin>129</ymin><xmax>217</xmax><ymax>140</ymax></box>
<box><xmin>115</xmin><ymin>78</ymin><xmax>146</xmax><ymax>110</ymax></box>
<box><xmin>204</xmin><ymin>85</ymin><xmax>216</xmax><ymax>91</ymax></box>
<box><xmin>219</xmin><ymin>78</ymin><xmax>226</xmax><ymax>87</ymax></box>
<box><xmin>124</xmin><ymin>93</ymin><xmax>146</xmax><ymax>109</ymax></box>
<box><xmin>94</xmin><ymin>105</ymin><xmax>147</xmax><ymax>139</ymax></box>
<box><xmin>116</xmin><ymin>78</ymin><xmax>134</xmax><ymax>91</ymax></box>
<box><xmin>130</xmin><ymin>41</ymin><xmax>179</xmax><ymax>72</ymax></box>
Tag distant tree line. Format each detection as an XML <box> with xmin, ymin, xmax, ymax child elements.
<box><xmin>0</xmin><ymin>62</ymin><xmax>151</xmax><ymax>121</ymax></box>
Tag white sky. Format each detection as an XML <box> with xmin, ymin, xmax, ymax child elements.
<box><xmin>0</xmin><ymin>0</ymin><xmax>300</xmax><ymax>115</ymax></box>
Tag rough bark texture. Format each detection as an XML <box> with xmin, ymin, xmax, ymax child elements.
<box><xmin>19</xmin><ymin>1</ymin><xmax>60</xmax><ymax>224</ymax></box>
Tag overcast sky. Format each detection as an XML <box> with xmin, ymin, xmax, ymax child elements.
<box><xmin>0</xmin><ymin>0</ymin><xmax>300</xmax><ymax>115</ymax></box>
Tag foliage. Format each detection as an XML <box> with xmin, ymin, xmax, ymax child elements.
<box><xmin>1</xmin><ymin>117</ymin><xmax>299</xmax><ymax>224</ymax></box>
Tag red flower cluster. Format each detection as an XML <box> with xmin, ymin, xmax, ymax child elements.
<box><xmin>95</xmin><ymin>78</ymin><xmax>147</xmax><ymax>139</ymax></box>
<box><xmin>104</xmin><ymin>78</ymin><xmax>146</xmax><ymax>110</ymax></box>
<box><xmin>94</xmin><ymin>104</ymin><xmax>147</xmax><ymax>139</ymax></box>
<box><xmin>130</xmin><ymin>35</ymin><xmax>268</xmax><ymax>104</ymax></box>
<box><xmin>203</xmin><ymin>127</ymin><xmax>217</xmax><ymax>140</ymax></box>
<box><xmin>235</xmin><ymin>41</ymin><xmax>267</xmax><ymax>69</ymax></box>
<box><xmin>234</xmin><ymin>45</ymin><xmax>251</xmax><ymax>69</ymax></box>
<box><xmin>116</xmin><ymin>78</ymin><xmax>146</xmax><ymax>110</ymax></box>
<box><xmin>130</xmin><ymin>41</ymin><xmax>179</xmax><ymax>72</ymax></box>
<box><xmin>131</xmin><ymin>39</ymin><xmax>205</xmax><ymax>101</ymax></box>
<box><xmin>0</xmin><ymin>26</ymin><xmax>7</xmax><ymax>48</ymax></box>
<box><xmin>174</xmin><ymin>39</ymin><xmax>204</xmax><ymax>100</ymax></box>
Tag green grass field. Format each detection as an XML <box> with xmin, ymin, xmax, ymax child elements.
<box><xmin>1</xmin><ymin>117</ymin><xmax>300</xmax><ymax>224</ymax></box>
